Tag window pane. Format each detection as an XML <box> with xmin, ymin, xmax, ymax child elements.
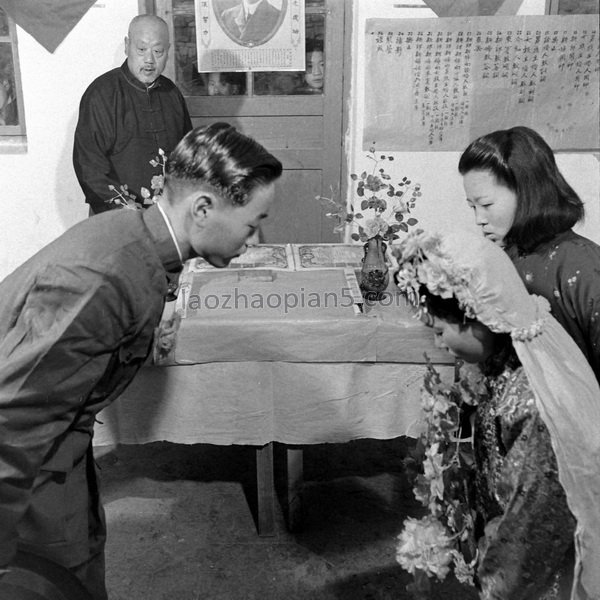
<box><xmin>171</xmin><ymin>0</ymin><xmax>328</xmax><ymax>98</ymax></box>
<box><xmin>204</xmin><ymin>71</ymin><xmax>247</xmax><ymax>96</ymax></box>
<box><xmin>254</xmin><ymin>71</ymin><xmax>302</xmax><ymax>95</ymax></box>
<box><xmin>0</xmin><ymin>42</ymin><xmax>19</xmax><ymax>126</ymax></box>
<box><xmin>253</xmin><ymin>12</ymin><xmax>325</xmax><ymax>96</ymax></box>
<box><xmin>0</xmin><ymin>7</ymin><xmax>9</xmax><ymax>36</ymax></box>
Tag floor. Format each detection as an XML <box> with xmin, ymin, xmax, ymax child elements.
<box><xmin>95</xmin><ymin>438</ymin><xmax>478</xmax><ymax>600</ymax></box>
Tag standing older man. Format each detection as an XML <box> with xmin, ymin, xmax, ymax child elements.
<box><xmin>1</xmin><ymin>123</ymin><xmax>282</xmax><ymax>599</ymax></box>
<box><xmin>73</xmin><ymin>14</ymin><xmax>192</xmax><ymax>214</ymax></box>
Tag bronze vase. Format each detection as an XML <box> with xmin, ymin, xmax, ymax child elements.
<box><xmin>359</xmin><ymin>235</ymin><xmax>389</xmax><ymax>300</ymax></box>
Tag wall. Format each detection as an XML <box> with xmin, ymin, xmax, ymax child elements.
<box><xmin>0</xmin><ymin>1</ymin><xmax>138</xmax><ymax>281</ymax></box>
<box><xmin>1</xmin><ymin>0</ymin><xmax>598</xmax><ymax>281</ymax></box>
<box><xmin>345</xmin><ymin>0</ymin><xmax>600</xmax><ymax>244</ymax></box>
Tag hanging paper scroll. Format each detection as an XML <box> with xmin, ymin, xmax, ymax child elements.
<box><xmin>363</xmin><ymin>15</ymin><xmax>599</xmax><ymax>150</ymax></box>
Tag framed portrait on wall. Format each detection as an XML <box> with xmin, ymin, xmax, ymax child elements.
<box><xmin>194</xmin><ymin>0</ymin><xmax>305</xmax><ymax>72</ymax></box>
<box><xmin>213</xmin><ymin>0</ymin><xmax>288</xmax><ymax>47</ymax></box>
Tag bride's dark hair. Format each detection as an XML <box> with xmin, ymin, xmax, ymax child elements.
<box><xmin>418</xmin><ymin>285</ymin><xmax>520</xmax><ymax>377</ymax></box>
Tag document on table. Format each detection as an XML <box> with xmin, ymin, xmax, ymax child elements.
<box><xmin>291</xmin><ymin>244</ymin><xmax>364</xmax><ymax>270</ymax></box>
<box><xmin>187</xmin><ymin>244</ymin><xmax>295</xmax><ymax>272</ymax></box>
<box><xmin>185</xmin><ymin>244</ymin><xmax>364</xmax><ymax>272</ymax></box>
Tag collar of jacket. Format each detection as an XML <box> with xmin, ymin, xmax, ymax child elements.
<box><xmin>119</xmin><ymin>60</ymin><xmax>163</xmax><ymax>93</ymax></box>
<box><xmin>143</xmin><ymin>204</ymin><xmax>183</xmax><ymax>274</ymax></box>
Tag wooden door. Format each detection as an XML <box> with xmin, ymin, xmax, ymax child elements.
<box><xmin>157</xmin><ymin>0</ymin><xmax>346</xmax><ymax>243</ymax></box>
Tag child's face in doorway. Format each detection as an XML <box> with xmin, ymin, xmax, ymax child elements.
<box><xmin>304</xmin><ymin>50</ymin><xmax>324</xmax><ymax>90</ymax></box>
<box><xmin>207</xmin><ymin>73</ymin><xmax>232</xmax><ymax>96</ymax></box>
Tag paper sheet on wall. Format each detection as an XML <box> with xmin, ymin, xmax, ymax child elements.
<box><xmin>363</xmin><ymin>15</ymin><xmax>599</xmax><ymax>151</ymax></box>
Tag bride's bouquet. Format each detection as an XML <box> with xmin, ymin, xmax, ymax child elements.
<box><xmin>396</xmin><ymin>360</ymin><xmax>486</xmax><ymax>596</ymax></box>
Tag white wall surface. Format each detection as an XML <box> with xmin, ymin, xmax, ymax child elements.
<box><xmin>345</xmin><ymin>0</ymin><xmax>600</xmax><ymax>245</ymax></box>
<box><xmin>0</xmin><ymin>1</ymin><xmax>138</xmax><ymax>281</ymax></box>
<box><xmin>0</xmin><ymin>0</ymin><xmax>598</xmax><ymax>281</ymax></box>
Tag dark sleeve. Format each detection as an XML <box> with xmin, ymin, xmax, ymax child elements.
<box><xmin>179</xmin><ymin>88</ymin><xmax>193</xmax><ymax>136</ymax></box>
<box><xmin>513</xmin><ymin>241</ymin><xmax>600</xmax><ymax>383</ymax></box>
<box><xmin>476</xmin><ymin>410</ymin><xmax>575</xmax><ymax>599</ymax></box>
<box><xmin>0</xmin><ymin>265</ymin><xmax>129</xmax><ymax>565</ymax></box>
<box><xmin>72</xmin><ymin>84</ymin><xmax>122</xmax><ymax>213</ymax></box>
<box><xmin>164</xmin><ymin>78</ymin><xmax>192</xmax><ymax>143</ymax></box>
<box><xmin>556</xmin><ymin>245</ymin><xmax>600</xmax><ymax>383</ymax></box>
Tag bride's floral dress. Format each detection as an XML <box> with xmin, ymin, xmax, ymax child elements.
<box><xmin>474</xmin><ymin>366</ymin><xmax>575</xmax><ymax>600</ymax></box>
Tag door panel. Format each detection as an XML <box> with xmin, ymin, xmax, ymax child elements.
<box><xmin>159</xmin><ymin>0</ymin><xmax>345</xmax><ymax>243</ymax></box>
<box><xmin>191</xmin><ymin>116</ymin><xmax>324</xmax><ymax>149</ymax></box>
<box><xmin>265</xmin><ymin>171</ymin><xmax>324</xmax><ymax>242</ymax></box>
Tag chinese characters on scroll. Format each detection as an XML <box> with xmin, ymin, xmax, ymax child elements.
<box><xmin>364</xmin><ymin>15</ymin><xmax>599</xmax><ymax>150</ymax></box>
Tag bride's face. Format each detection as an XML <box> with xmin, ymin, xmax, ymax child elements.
<box><xmin>425</xmin><ymin>315</ymin><xmax>496</xmax><ymax>364</ymax></box>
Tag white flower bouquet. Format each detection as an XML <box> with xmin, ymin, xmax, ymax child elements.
<box><xmin>396</xmin><ymin>360</ymin><xmax>486</xmax><ymax>595</ymax></box>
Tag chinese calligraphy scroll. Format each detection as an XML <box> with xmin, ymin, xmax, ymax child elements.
<box><xmin>364</xmin><ymin>15</ymin><xmax>599</xmax><ymax>150</ymax></box>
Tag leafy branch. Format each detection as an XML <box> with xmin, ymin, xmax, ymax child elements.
<box><xmin>316</xmin><ymin>144</ymin><xmax>423</xmax><ymax>242</ymax></box>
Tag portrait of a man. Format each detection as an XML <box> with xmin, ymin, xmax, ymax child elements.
<box><xmin>217</xmin><ymin>0</ymin><xmax>285</xmax><ymax>47</ymax></box>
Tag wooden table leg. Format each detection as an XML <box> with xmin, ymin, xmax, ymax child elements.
<box><xmin>256</xmin><ymin>443</ymin><xmax>276</xmax><ymax>537</ymax></box>
<box><xmin>286</xmin><ymin>447</ymin><xmax>304</xmax><ymax>532</ymax></box>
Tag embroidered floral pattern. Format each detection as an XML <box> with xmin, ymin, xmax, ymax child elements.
<box><xmin>108</xmin><ymin>149</ymin><xmax>166</xmax><ymax>210</ymax></box>
<box><xmin>474</xmin><ymin>366</ymin><xmax>576</xmax><ymax>599</ymax></box>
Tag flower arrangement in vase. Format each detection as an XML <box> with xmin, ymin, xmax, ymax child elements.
<box><xmin>316</xmin><ymin>144</ymin><xmax>423</xmax><ymax>298</ymax></box>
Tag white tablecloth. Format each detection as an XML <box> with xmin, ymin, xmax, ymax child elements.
<box><xmin>94</xmin><ymin>266</ymin><xmax>454</xmax><ymax>447</ymax></box>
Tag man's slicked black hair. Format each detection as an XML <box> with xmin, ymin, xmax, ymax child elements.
<box><xmin>166</xmin><ymin>122</ymin><xmax>282</xmax><ymax>205</ymax></box>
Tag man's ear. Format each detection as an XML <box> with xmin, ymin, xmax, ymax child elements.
<box><xmin>190</xmin><ymin>192</ymin><xmax>214</xmax><ymax>224</ymax></box>
<box><xmin>124</xmin><ymin>36</ymin><xmax>129</xmax><ymax>55</ymax></box>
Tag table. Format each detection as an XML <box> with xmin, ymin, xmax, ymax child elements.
<box><xmin>93</xmin><ymin>264</ymin><xmax>454</xmax><ymax>534</ymax></box>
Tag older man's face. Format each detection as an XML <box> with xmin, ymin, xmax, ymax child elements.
<box><xmin>125</xmin><ymin>20</ymin><xmax>170</xmax><ymax>85</ymax></box>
